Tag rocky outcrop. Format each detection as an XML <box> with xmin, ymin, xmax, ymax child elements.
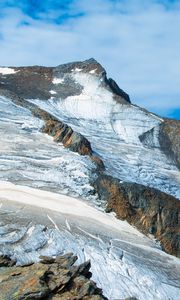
<box><xmin>0</xmin><ymin>254</ymin><xmax>107</xmax><ymax>300</ymax></box>
<box><xmin>42</xmin><ymin>119</ymin><xmax>92</xmax><ymax>156</ymax></box>
<box><xmin>32</xmin><ymin>107</ymin><xmax>104</xmax><ymax>169</ymax></box>
<box><xmin>106</xmin><ymin>78</ymin><xmax>131</xmax><ymax>103</ymax></box>
<box><xmin>93</xmin><ymin>175</ymin><xmax>180</xmax><ymax>257</ymax></box>
<box><xmin>0</xmin><ymin>255</ymin><xmax>16</xmax><ymax>268</ymax></box>
<box><xmin>41</xmin><ymin>118</ymin><xmax>104</xmax><ymax>169</ymax></box>
<box><xmin>159</xmin><ymin>119</ymin><xmax>180</xmax><ymax>169</ymax></box>
<box><xmin>0</xmin><ymin>66</ymin><xmax>53</xmax><ymax>99</ymax></box>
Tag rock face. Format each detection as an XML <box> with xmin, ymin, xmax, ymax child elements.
<box><xmin>0</xmin><ymin>66</ymin><xmax>53</xmax><ymax>99</ymax></box>
<box><xmin>94</xmin><ymin>174</ymin><xmax>180</xmax><ymax>257</ymax></box>
<box><xmin>42</xmin><ymin>119</ymin><xmax>93</xmax><ymax>156</ymax></box>
<box><xmin>0</xmin><ymin>254</ymin><xmax>107</xmax><ymax>300</ymax></box>
<box><xmin>106</xmin><ymin>78</ymin><xmax>131</xmax><ymax>103</ymax></box>
<box><xmin>140</xmin><ymin>118</ymin><xmax>180</xmax><ymax>171</ymax></box>
<box><xmin>159</xmin><ymin>119</ymin><xmax>180</xmax><ymax>169</ymax></box>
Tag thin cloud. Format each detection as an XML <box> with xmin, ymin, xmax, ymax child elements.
<box><xmin>0</xmin><ymin>0</ymin><xmax>179</xmax><ymax>119</ymax></box>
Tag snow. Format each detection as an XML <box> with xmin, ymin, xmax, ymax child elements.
<box><xmin>89</xmin><ymin>69</ymin><xmax>97</xmax><ymax>74</ymax></box>
<box><xmin>52</xmin><ymin>78</ymin><xmax>64</xmax><ymax>84</ymax></box>
<box><xmin>0</xmin><ymin>68</ymin><xmax>180</xmax><ymax>300</ymax></box>
<box><xmin>0</xmin><ymin>67</ymin><xmax>18</xmax><ymax>75</ymax></box>
<box><xmin>0</xmin><ymin>96</ymin><xmax>97</xmax><ymax>202</ymax></box>
<box><xmin>27</xmin><ymin>72</ymin><xmax>180</xmax><ymax>198</ymax></box>
<box><xmin>49</xmin><ymin>90</ymin><xmax>57</xmax><ymax>95</ymax></box>
<box><xmin>55</xmin><ymin>72</ymin><xmax>113</xmax><ymax>120</ymax></box>
<box><xmin>0</xmin><ymin>180</ymin><xmax>145</xmax><ymax>236</ymax></box>
<box><xmin>0</xmin><ymin>182</ymin><xmax>180</xmax><ymax>300</ymax></box>
<box><xmin>71</xmin><ymin>67</ymin><xmax>83</xmax><ymax>72</ymax></box>
<box><xmin>27</xmin><ymin>226</ymin><xmax>35</xmax><ymax>237</ymax></box>
<box><xmin>112</xmin><ymin>104</ymin><xmax>161</xmax><ymax>144</ymax></box>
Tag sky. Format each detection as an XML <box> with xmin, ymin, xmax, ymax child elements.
<box><xmin>0</xmin><ymin>0</ymin><xmax>179</xmax><ymax>119</ymax></box>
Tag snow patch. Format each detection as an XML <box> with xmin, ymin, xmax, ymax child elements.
<box><xmin>58</xmin><ymin>72</ymin><xmax>113</xmax><ymax>120</ymax></box>
<box><xmin>49</xmin><ymin>90</ymin><xmax>57</xmax><ymax>95</ymax></box>
<box><xmin>27</xmin><ymin>226</ymin><xmax>35</xmax><ymax>237</ymax></box>
<box><xmin>52</xmin><ymin>78</ymin><xmax>64</xmax><ymax>84</ymax></box>
<box><xmin>89</xmin><ymin>69</ymin><xmax>97</xmax><ymax>74</ymax></box>
<box><xmin>71</xmin><ymin>67</ymin><xmax>82</xmax><ymax>72</ymax></box>
<box><xmin>0</xmin><ymin>67</ymin><xmax>18</xmax><ymax>75</ymax></box>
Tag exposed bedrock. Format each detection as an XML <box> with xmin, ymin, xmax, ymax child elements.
<box><xmin>159</xmin><ymin>119</ymin><xmax>180</xmax><ymax>169</ymax></box>
<box><xmin>106</xmin><ymin>78</ymin><xmax>131</xmax><ymax>103</ymax></box>
<box><xmin>0</xmin><ymin>66</ymin><xmax>53</xmax><ymax>99</ymax></box>
<box><xmin>93</xmin><ymin>174</ymin><xmax>180</xmax><ymax>257</ymax></box>
<box><xmin>139</xmin><ymin>118</ymin><xmax>180</xmax><ymax>170</ymax></box>
<box><xmin>34</xmin><ymin>111</ymin><xmax>104</xmax><ymax>170</ymax></box>
<box><xmin>0</xmin><ymin>254</ymin><xmax>107</xmax><ymax>300</ymax></box>
<box><xmin>0</xmin><ymin>58</ymin><xmax>130</xmax><ymax>104</ymax></box>
<box><xmin>42</xmin><ymin>119</ymin><xmax>92</xmax><ymax>156</ymax></box>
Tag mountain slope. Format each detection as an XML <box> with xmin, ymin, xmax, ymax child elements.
<box><xmin>1</xmin><ymin>58</ymin><xmax>179</xmax><ymax>197</ymax></box>
<box><xmin>0</xmin><ymin>59</ymin><xmax>179</xmax><ymax>299</ymax></box>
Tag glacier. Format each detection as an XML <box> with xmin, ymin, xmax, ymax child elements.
<box><xmin>27</xmin><ymin>70</ymin><xmax>180</xmax><ymax>199</ymax></box>
<box><xmin>0</xmin><ymin>59</ymin><xmax>179</xmax><ymax>300</ymax></box>
<box><xmin>0</xmin><ymin>181</ymin><xmax>180</xmax><ymax>300</ymax></box>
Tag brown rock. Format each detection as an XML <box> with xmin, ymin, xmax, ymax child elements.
<box><xmin>159</xmin><ymin>119</ymin><xmax>180</xmax><ymax>170</ymax></box>
<box><xmin>0</xmin><ymin>66</ymin><xmax>53</xmax><ymax>99</ymax></box>
<box><xmin>42</xmin><ymin>119</ymin><xmax>93</xmax><ymax>156</ymax></box>
<box><xmin>0</xmin><ymin>254</ymin><xmax>107</xmax><ymax>300</ymax></box>
<box><xmin>94</xmin><ymin>175</ymin><xmax>180</xmax><ymax>257</ymax></box>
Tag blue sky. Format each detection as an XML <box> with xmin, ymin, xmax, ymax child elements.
<box><xmin>0</xmin><ymin>0</ymin><xmax>179</xmax><ymax>119</ymax></box>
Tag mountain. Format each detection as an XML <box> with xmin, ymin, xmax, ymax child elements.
<box><xmin>0</xmin><ymin>58</ymin><xmax>179</xmax><ymax>300</ymax></box>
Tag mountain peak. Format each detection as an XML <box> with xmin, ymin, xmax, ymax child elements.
<box><xmin>0</xmin><ymin>59</ymin><xmax>131</xmax><ymax>103</ymax></box>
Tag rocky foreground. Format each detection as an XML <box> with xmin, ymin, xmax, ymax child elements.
<box><xmin>0</xmin><ymin>254</ymin><xmax>137</xmax><ymax>300</ymax></box>
<box><xmin>0</xmin><ymin>254</ymin><xmax>107</xmax><ymax>300</ymax></box>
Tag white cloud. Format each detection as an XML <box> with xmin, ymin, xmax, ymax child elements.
<box><xmin>0</xmin><ymin>1</ymin><xmax>179</xmax><ymax>118</ymax></box>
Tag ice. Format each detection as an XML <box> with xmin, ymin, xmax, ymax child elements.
<box><xmin>0</xmin><ymin>181</ymin><xmax>147</xmax><ymax>235</ymax></box>
<box><xmin>0</xmin><ymin>68</ymin><xmax>180</xmax><ymax>299</ymax></box>
<box><xmin>0</xmin><ymin>96</ymin><xmax>97</xmax><ymax>202</ymax></box>
<box><xmin>27</xmin><ymin>226</ymin><xmax>35</xmax><ymax>237</ymax></box>
<box><xmin>27</xmin><ymin>71</ymin><xmax>180</xmax><ymax>199</ymax></box>
<box><xmin>0</xmin><ymin>67</ymin><xmax>18</xmax><ymax>75</ymax></box>
<box><xmin>0</xmin><ymin>183</ymin><xmax>179</xmax><ymax>300</ymax></box>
